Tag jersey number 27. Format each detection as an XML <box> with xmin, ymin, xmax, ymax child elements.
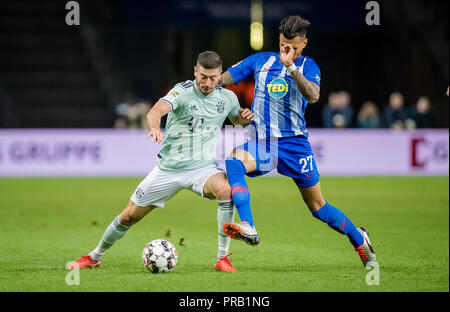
<box><xmin>299</xmin><ymin>155</ymin><xmax>314</xmax><ymax>173</ymax></box>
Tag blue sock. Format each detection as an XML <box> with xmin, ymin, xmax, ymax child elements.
<box><xmin>225</xmin><ymin>157</ymin><xmax>255</xmax><ymax>228</ymax></box>
<box><xmin>312</xmin><ymin>202</ymin><xmax>364</xmax><ymax>248</ymax></box>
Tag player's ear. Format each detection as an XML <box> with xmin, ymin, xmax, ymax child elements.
<box><xmin>194</xmin><ymin>66</ymin><xmax>201</xmax><ymax>79</ymax></box>
<box><xmin>303</xmin><ymin>37</ymin><xmax>308</xmax><ymax>48</ymax></box>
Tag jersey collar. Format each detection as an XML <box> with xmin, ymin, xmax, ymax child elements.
<box><xmin>294</xmin><ymin>55</ymin><xmax>305</xmax><ymax>65</ymax></box>
<box><xmin>193</xmin><ymin>79</ymin><xmax>216</xmax><ymax>98</ymax></box>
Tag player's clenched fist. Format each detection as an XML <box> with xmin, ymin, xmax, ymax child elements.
<box><xmin>238</xmin><ymin>108</ymin><xmax>254</xmax><ymax>122</ymax></box>
<box><xmin>146</xmin><ymin>128</ymin><xmax>164</xmax><ymax>143</ymax></box>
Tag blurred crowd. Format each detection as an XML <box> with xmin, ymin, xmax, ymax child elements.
<box><xmin>323</xmin><ymin>90</ymin><xmax>434</xmax><ymax>129</ymax></box>
<box><xmin>114</xmin><ymin>89</ymin><xmax>435</xmax><ymax>130</ymax></box>
<box><xmin>113</xmin><ymin>94</ymin><xmax>152</xmax><ymax>129</ymax></box>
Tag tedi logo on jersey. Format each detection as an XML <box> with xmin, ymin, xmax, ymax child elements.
<box><xmin>267</xmin><ymin>77</ymin><xmax>289</xmax><ymax>99</ymax></box>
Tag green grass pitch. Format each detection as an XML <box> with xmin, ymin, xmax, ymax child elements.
<box><xmin>0</xmin><ymin>176</ymin><xmax>448</xmax><ymax>292</ymax></box>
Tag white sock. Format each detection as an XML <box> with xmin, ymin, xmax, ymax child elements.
<box><xmin>88</xmin><ymin>215</ymin><xmax>130</xmax><ymax>262</ymax></box>
<box><xmin>216</xmin><ymin>200</ymin><xmax>234</xmax><ymax>262</ymax></box>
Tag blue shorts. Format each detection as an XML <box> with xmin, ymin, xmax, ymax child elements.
<box><xmin>235</xmin><ymin>135</ymin><xmax>320</xmax><ymax>188</ymax></box>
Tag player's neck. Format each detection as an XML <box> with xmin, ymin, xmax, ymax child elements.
<box><xmin>194</xmin><ymin>80</ymin><xmax>214</xmax><ymax>97</ymax></box>
<box><xmin>294</xmin><ymin>54</ymin><xmax>303</xmax><ymax>63</ymax></box>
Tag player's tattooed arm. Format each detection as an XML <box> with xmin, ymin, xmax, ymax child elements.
<box><xmin>280</xmin><ymin>44</ymin><xmax>320</xmax><ymax>103</ymax></box>
<box><xmin>219</xmin><ymin>71</ymin><xmax>235</xmax><ymax>87</ymax></box>
<box><xmin>145</xmin><ymin>100</ymin><xmax>171</xmax><ymax>143</ymax></box>
<box><xmin>290</xmin><ymin>70</ymin><xmax>320</xmax><ymax>104</ymax></box>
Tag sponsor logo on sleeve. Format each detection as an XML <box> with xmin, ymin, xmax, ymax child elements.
<box><xmin>314</xmin><ymin>74</ymin><xmax>321</xmax><ymax>84</ymax></box>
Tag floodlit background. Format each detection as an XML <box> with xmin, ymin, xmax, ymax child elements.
<box><xmin>0</xmin><ymin>0</ymin><xmax>448</xmax><ymax>177</ymax></box>
<box><xmin>0</xmin><ymin>0</ymin><xmax>448</xmax><ymax>129</ymax></box>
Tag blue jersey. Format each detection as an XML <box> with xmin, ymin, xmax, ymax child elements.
<box><xmin>228</xmin><ymin>52</ymin><xmax>321</xmax><ymax>139</ymax></box>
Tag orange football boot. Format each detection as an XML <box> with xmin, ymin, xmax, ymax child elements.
<box><xmin>215</xmin><ymin>253</ymin><xmax>237</xmax><ymax>273</ymax></box>
<box><xmin>223</xmin><ymin>221</ymin><xmax>260</xmax><ymax>246</ymax></box>
<box><xmin>68</xmin><ymin>255</ymin><xmax>101</xmax><ymax>269</ymax></box>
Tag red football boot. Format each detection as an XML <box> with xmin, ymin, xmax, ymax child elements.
<box><xmin>214</xmin><ymin>253</ymin><xmax>237</xmax><ymax>273</ymax></box>
<box><xmin>68</xmin><ymin>255</ymin><xmax>101</xmax><ymax>269</ymax></box>
<box><xmin>223</xmin><ymin>221</ymin><xmax>260</xmax><ymax>246</ymax></box>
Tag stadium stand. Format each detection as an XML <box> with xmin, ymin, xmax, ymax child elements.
<box><xmin>0</xmin><ymin>0</ymin><xmax>114</xmax><ymax>127</ymax></box>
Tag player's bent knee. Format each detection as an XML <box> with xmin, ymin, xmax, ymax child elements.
<box><xmin>119</xmin><ymin>202</ymin><xmax>153</xmax><ymax>226</ymax></box>
<box><xmin>119</xmin><ymin>211</ymin><xmax>141</xmax><ymax>226</ymax></box>
<box><xmin>305</xmin><ymin>199</ymin><xmax>325</xmax><ymax>212</ymax></box>
<box><xmin>118</xmin><ymin>213</ymin><xmax>135</xmax><ymax>226</ymax></box>
<box><xmin>231</xmin><ymin>149</ymin><xmax>256</xmax><ymax>168</ymax></box>
<box><xmin>228</xmin><ymin>149</ymin><xmax>256</xmax><ymax>173</ymax></box>
<box><xmin>215</xmin><ymin>183</ymin><xmax>232</xmax><ymax>201</ymax></box>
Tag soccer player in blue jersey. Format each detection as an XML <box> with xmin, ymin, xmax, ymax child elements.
<box><xmin>219</xmin><ymin>16</ymin><xmax>376</xmax><ymax>266</ymax></box>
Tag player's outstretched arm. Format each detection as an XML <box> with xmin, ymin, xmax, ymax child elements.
<box><xmin>219</xmin><ymin>71</ymin><xmax>235</xmax><ymax>87</ymax></box>
<box><xmin>145</xmin><ymin>100</ymin><xmax>171</xmax><ymax>143</ymax></box>
<box><xmin>229</xmin><ymin>108</ymin><xmax>254</xmax><ymax>126</ymax></box>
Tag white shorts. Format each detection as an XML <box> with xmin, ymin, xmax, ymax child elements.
<box><xmin>130</xmin><ymin>164</ymin><xmax>224</xmax><ymax>208</ymax></box>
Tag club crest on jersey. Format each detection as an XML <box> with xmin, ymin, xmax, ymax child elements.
<box><xmin>216</xmin><ymin>101</ymin><xmax>225</xmax><ymax>113</ymax></box>
<box><xmin>267</xmin><ymin>77</ymin><xmax>289</xmax><ymax>99</ymax></box>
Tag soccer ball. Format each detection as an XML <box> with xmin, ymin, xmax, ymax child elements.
<box><xmin>142</xmin><ymin>239</ymin><xmax>178</xmax><ymax>273</ymax></box>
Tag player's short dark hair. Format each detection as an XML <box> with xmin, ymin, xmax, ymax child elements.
<box><xmin>278</xmin><ymin>15</ymin><xmax>311</xmax><ymax>39</ymax></box>
<box><xmin>196</xmin><ymin>50</ymin><xmax>223</xmax><ymax>69</ymax></box>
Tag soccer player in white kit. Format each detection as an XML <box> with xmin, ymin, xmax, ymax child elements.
<box><xmin>68</xmin><ymin>51</ymin><xmax>254</xmax><ymax>272</ymax></box>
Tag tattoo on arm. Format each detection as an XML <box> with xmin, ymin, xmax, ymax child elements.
<box><xmin>290</xmin><ymin>70</ymin><xmax>320</xmax><ymax>103</ymax></box>
<box><xmin>219</xmin><ymin>71</ymin><xmax>235</xmax><ymax>87</ymax></box>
